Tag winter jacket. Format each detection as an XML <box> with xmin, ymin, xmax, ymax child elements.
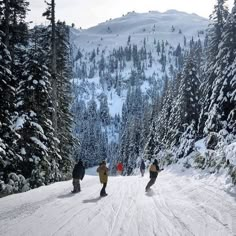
<box><xmin>116</xmin><ymin>163</ymin><xmax>123</xmax><ymax>172</ymax></box>
<box><xmin>97</xmin><ymin>164</ymin><xmax>109</xmax><ymax>184</ymax></box>
<box><xmin>140</xmin><ymin>161</ymin><xmax>145</xmax><ymax>170</ymax></box>
<box><xmin>72</xmin><ymin>161</ymin><xmax>85</xmax><ymax>180</ymax></box>
<box><xmin>149</xmin><ymin>163</ymin><xmax>160</xmax><ymax>179</ymax></box>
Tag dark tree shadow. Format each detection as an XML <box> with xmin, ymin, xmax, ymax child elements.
<box><xmin>58</xmin><ymin>192</ymin><xmax>78</xmax><ymax>199</ymax></box>
<box><xmin>83</xmin><ymin>196</ymin><xmax>101</xmax><ymax>203</ymax></box>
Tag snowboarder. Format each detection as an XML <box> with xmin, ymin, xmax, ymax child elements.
<box><xmin>71</xmin><ymin>159</ymin><xmax>85</xmax><ymax>193</ymax></box>
<box><xmin>145</xmin><ymin>159</ymin><xmax>160</xmax><ymax>192</ymax></box>
<box><xmin>140</xmin><ymin>159</ymin><xmax>145</xmax><ymax>177</ymax></box>
<box><xmin>116</xmin><ymin>162</ymin><xmax>123</xmax><ymax>175</ymax></box>
<box><xmin>97</xmin><ymin>160</ymin><xmax>109</xmax><ymax>197</ymax></box>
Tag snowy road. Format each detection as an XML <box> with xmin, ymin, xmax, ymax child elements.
<box><xmin>0</xmin><ymin>169</ymin><xmax>236</xmax><ymax>236</ymax></box>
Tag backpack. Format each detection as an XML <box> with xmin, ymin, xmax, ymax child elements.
<box><xmin>149</xmin><ymin>164</ymin><xmax>157</xmax><ymax>172</ymax></box>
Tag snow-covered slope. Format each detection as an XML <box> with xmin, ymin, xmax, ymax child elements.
<box><xmin>71</xmin><ymin>10</ymin><xmax>208</xmax><ymax>118</ymax></box>
<box><xmin>1</xmin><ymin>168</ymin><xmax>236</xmax><ymax>236</ymax></box>
<box><xmin>71</xmin><ymin>10</ymin><xmax>208</xmax><ymax>50</ymax></box>
<box><xmin>70</xmin><ymin>10</ymin><xmax>209</xmax><ymax>149</ymax></box>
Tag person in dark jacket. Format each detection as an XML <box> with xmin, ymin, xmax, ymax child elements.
<box><xmin>72</xmin><ymin>159</ymin><xmax>85</xmax><ymax>193</ymax></box>
<box><xmin>140</xmin><ymin>159</ymin><xmax>145</xmax><ymax>177</ymax></box>
<box><xmin>145</xmin><ymin>159</ymin><xmax>160</xmax><ymax>192</ymax></box>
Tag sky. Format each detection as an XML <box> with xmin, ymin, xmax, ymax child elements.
<box><xmin>27</xmin><ymin>0</ymin><xmax>234</xmax><ymax>29</ymax></box>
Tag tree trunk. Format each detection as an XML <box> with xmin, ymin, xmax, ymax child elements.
<box><xmin>51</xmin><ymin>0</ymin><xmax>58</xmax><ymax>133</ymax></box>
<box><xmin>4</xmin><ymin>0</ymin><xmax>9</xmax><ymax>47</ymax></box>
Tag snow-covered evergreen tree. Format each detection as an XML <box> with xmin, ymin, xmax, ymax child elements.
<box><xmin>15</xmin><ymin>26</ymin><xmax>59</xmax><ymax>187</ymax></box>
<box><xmin>0</xmin><ymin>0</ymin><xmax>29</xmax><ymax>193</ymax></box>
<box><xmin>0</xmin><ymin>31</ymin><xmax>20</xmax><ymax>193</ymax></box>
<box><xmin>204</xmin><ymin>2</ymin><xmax>236</xmax><ymax>139</ymax></box>
<box><xmin>167</xmin><ymin>55</ymin><xmax>200</xmax><ymax>148</ymax></box>
<box><xmin>55</xmin><ymin>21</ymin><xmax>74</xmax><ymax>176</ymax></box>
<box><xmin>99</xmin><ymin>93</ymin><xmax>110</xmax><ymax>126</ymax></box>
<box><xmin>198</xmin><ymin>0</ymin><xmax>229</xmax><ymax>135</ymax></box>
<box><xmin>144</xmin><ymin>121</ymin><xmax>158</xmax><ymax>160</ymax></box>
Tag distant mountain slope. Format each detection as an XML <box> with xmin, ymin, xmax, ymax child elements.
<box><xmin>70</xmin><ymin>10</ymin><xmax>208</xmax><ymax>117</ymax></box>
<box><xmin>70</xmin><ymin>10</ymin><xmax>209</xmax><ymax>154</ymax></box>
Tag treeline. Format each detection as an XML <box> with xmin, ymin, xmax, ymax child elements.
<box><xmin>0</xmin><ymin>0</ymin><xmax>74</xmax><ymax>196</ymax></box>
<box><xmin>71</xmin><ymin>91</ymin><xmax>112</xmax><ymax>167</ymax></box>
<box><xmin>142</xmin><ymin>0</ymin><xmax>236</xmax><ymax>182</ymax></box>
<box><xmin>74</xmin><ymin>35</ymin><xmax>187</xmax><ymax>85</ymax></box>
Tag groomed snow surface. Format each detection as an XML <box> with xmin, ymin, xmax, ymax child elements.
<box><xmin>1</xmin><ymin>167</ymin><xmax>236</xmax><ymax>236</ymax></box>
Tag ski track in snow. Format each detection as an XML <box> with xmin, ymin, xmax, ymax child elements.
<box><xmin>0</xmin><ymin>171</ymin><xmax>236</xmax><ymax>236</ymax></box>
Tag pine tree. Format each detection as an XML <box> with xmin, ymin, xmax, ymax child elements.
<box><xmin>55</xmin><ymin>21</ymin><xmax>74</xmax><ymax>176</ymax></box>
<box><xmin>0</xmin><ymin>31</ymin><xmax>19</xmax><ymax>190</ymax></box>
<box><xmin>0</xmin><ymin>0</ymin><xmax>29</xmax><ymax>52</ymax></box>
<box><xmin>0</xmin><ymin>0</ymin><xmax>30</xmax><ymax>193</ymax></box>
<box><xmin>42</xmin><ymin>2</ymin><xmax>74</xmax><ymax>178</ymax></box>
<box><xmin>167</xmin><ymin>55</ymin><xmax>200</xmax><ymax>147</ymax></box>
<box><xmin>199</xmin><ymin>0</ymin><xmax>229</xmax><ymax>135</ymax></box>
<box><xmin>99</xmin><ymin>93</ymin><xmax>110</xmax><ymax>126</ymax></box>
<box><xmin>205</xmin><ymin>3</ymin><xmax>236</xmax><ymax>137</ymax></box>
<box><xmin>43</xmin><ymin>0</ymin><xmax>58</xmax><ymax>134</ymax></box>
<box><xmin>15</xmin><ymin>26</ymin><xmax>59</xmax><ymax>187</ymax></box>
<box><xmin>144</xmin><ymin>121</ymin><xmax>158</xmax><ymax>160</ymax></box>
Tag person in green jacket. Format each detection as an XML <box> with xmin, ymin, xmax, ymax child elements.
<box><xmin>97</xmin><ymin>160</ymin><xmax>109</xmax><ymax>197</ymax></box>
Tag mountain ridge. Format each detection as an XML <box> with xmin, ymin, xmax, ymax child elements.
<box><xmin>83</xmin><ymin>9</ymin><xmax>208</xmax><ymax>31</ymax></box>
<box><xmin>71</xmin><ymin>9</ymin><xmax>209</xmax><ymax>50</ymax></box>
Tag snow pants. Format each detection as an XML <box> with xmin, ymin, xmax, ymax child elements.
<box><xmin>73</xmin><ymin>178</ymin><xmax>81</xmax><ymax>192</ymax></box>
<box><xmin>140</xmin><ymin>169</ymin><xmax>145</xmax><ymax>177</ymax></box>
<box><xmin>145</xmin><ymin>177</ymin><xmax>156</xmax><ymax>191</ymax></box>
<box><xmin>100</xmin><ymin>183</ymin><xmax>107</xmax><ymax>196</ymax></box>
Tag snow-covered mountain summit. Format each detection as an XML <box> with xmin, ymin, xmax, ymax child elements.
<box><xmin>71</xmin><ymin>10</ymin><xmax>208</xmax><ymax>50</ymax></box>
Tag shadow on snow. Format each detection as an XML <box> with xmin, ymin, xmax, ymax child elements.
<box><xmin>83</xmin><ymin>196</ymin><xmax>102</xmax><ymax>203</ymax></box>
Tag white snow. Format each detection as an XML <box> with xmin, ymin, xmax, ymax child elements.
<box><xmin>39</xmin><ymin>80</ymin><xmax>46</xmax><ymax>86</ymax></box>
<box><xmin>0</xmin><ymin>147</ymin><xmax>6</xmax><ymax>155</ymax></box>
<box><xmin>13</xmin><ymin>115</ymin><xmax>26</xmax><ymax>130</ymax></box>
<box><xmin>0</xmin><ymin>168</ymin><xmax>236</xmax><ymax>236</ymax></box>
<box><xmin>30</xmin><ymin>122</ymin><xmax>45</xmax><ymax>135</ymax></box>
<box><xmin>108</xmin><ymin>90</ymin><xmax>125</xmax><ymax>116</ymax></box>
<box><xmin>225</xmin><ymin>142</ymin><xmax>236</xmax><ymax>165</ymax></box>
<box><xmin>195</xmin><ymin>138</ymin><xmax>207</xmax><ymax>155</ymax></box>
<box><xmin>30</xmin><ymin>137</ymin><xmax>48</xmax><ymax>151</ymax></box>
<box><xmin>20</xmin><ymin>148</ymin><xmax>26</xmax><ymax>155</ymax></box>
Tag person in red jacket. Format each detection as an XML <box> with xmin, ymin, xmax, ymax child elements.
<box><xmin>116</xmin><ymin>162</ymin><xmax>123</xmax><ymax>175</ymax></box>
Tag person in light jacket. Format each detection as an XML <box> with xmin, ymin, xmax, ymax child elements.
<box><xmin>97</xmin><ymin>160</ymin><xmax>109</xmax><ymax>197</ymax></box>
